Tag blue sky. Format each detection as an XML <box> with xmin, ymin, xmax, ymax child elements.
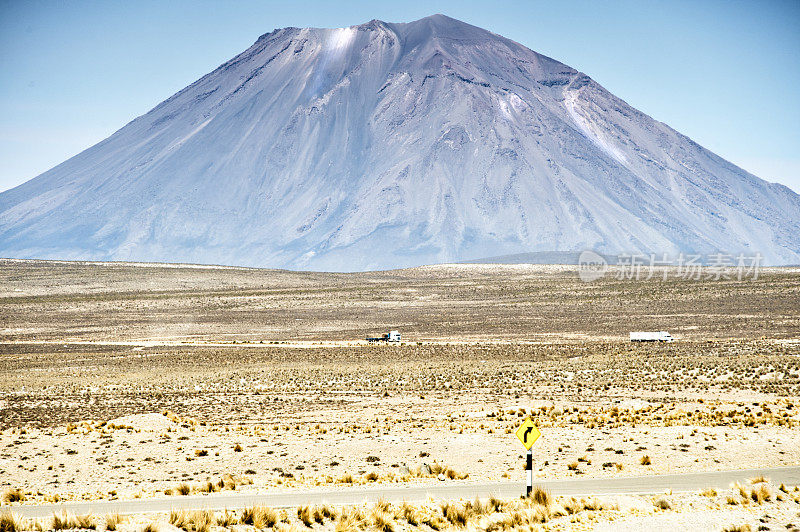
<box><xmin>1</xmin><ymin>0</ymin><xmax>798</xmax><ymax>193</ymax></box>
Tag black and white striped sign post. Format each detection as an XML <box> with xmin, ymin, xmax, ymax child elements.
<box><xmin>526</xmin><ymin>449</ymin><xmax>533</xmax><ymax>496</ymax></box>
<box><xmin>515</xmin><ymin>417</ymin><xmax>541</xmax><ymax>497</ymax></box>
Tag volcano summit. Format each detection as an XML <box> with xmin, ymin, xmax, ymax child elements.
<box><xmin>1</xmin><ymin>14</ymin><xmax>798</xmax><ymax>269</ymax></box>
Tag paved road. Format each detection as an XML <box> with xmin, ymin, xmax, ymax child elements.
<box><xmin>9</xmin><ymin>466</ymin><xmax>800</xmax><ymax>518</ymax></box>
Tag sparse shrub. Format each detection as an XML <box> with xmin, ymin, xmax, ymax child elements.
<box><xmin>0</xmin><ymin>512</ymin><xmax>21</xmax><ymax>532</ymax></box>
<box><xmin>700</xmin><ymin>488</ymin><xmax>717</xmax><ymax>497</ymax></box>
<box><xmin>563</xmin><ymin>498</ymin><xmax>583</xmax><ymax>515</ymax></box>
<box><xmin>75</xmin><ymin>513</ymin><xmax>96</xmax><ymax>530</ymax></box>
<box><xmin>189</xmin><ymin>510</ymin><xmax>214</xmax><ymax>532</ymax></box>
<box><xmin>298</xmin><ymin>505</ymin><xmax>313</xmax><ymax>527</ymax></box>
<box><xmin>750</xmin><ymin>482</ymin><xmax>772</xmax><ymax>504</ymax></box>
<box><xmin>488</xmin><ymin>496</ymin><xmax>504</xmax><ymax>513</ymax></box>
<box><xmin>722</xmin><ymin>525</ymin><xmax>752</xmax><ymax>532</ymax></box>
<box><xmin>365</xmin><ymin>471</ymin><xmax>379</xmax><ymax>482</ymax></box>
<box><xmin>640</xmin><ymin>455</ymin><xmax>651</xmax><ymax>465</ymax></box>
<box><xmin>530</xmin><ymin>486</ymin><xmax>552</xmax><ymax>509</ymax></box>
<box><xmin>240</xmin><ymin>506</ymin><xmax>277</xmax><ymax>528</ymax></box>
<box><xmin>444</xmin><ymin>467</ymin><xmax>468</xmax><ymax>480</ymax></box>
<box><xmin>51</xmin><ymin>513</ymin><xmax>77</xmax><ymax>530</ymax></box>
<box><xmin>169</xmin><ymin>510</ymin><xmax>189</xmax><ymax>531</ymax></box>
<box><xmin>371</xmin><ymin>507</ymin><xmax>395</xmax><ymax>532</ymax></box>
<box><xmin>198</xmin><ymin>480</ymin><xmax>217</xmax><ymax>494</ymax></box>
<box><xmin>2</xmin><ymin>489</ymin><xmax>24</xmax><ymax>503</ymax></box>
<box><xmin>234</xmin><ymin>443</ymin><xmax>243</xmax><ymax>452</ymax></box>
<box><xmin>567</xmin><ymin>462</ymin><xmax>579</xmax><ymax>471</ymax></box>
<box><xmin>654</xmin><ymin>497</ymin><xmax>671</xmax><ymax>510</ymax></box>
<box><xmin>399</xmin><ymin>502</ymin><xmax>419</xmax><ymax>525</ymax></box>
<box><xmin>195</xmin><ymin>449</ymin><xmax>208</xmax><ymax>457</ymax></box>
<box><xmin>217</xmin><ymin>510</ymin><xmax>237</xmax><ymax>527</ymax></box>
<box><xmin>176</xmin><ymin>482</ymin><xmax>191</xmax><ymax>495</ymax></box>
<box><xmin>142</xmin><ymin>524</ymin><xmax>159</xmax><ymax>532</ymax></box>
<box><xmin>441</xmin><ymin>502</ymin><xmax>469</xmax><ymax>527</ymax></box>
<box><xmin>105</xmin><ymin>513</ymin><xmax>121</xmax><ymax>531</ymax></box>
<box><xmin>335</xmin><ymin>508</ymin><xmax>365</xmax><ymax>532</ymax></box>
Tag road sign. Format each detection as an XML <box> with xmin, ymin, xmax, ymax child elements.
<box><xmin>515</xmin><ymin>417</ymin><xmax>541</xmax><ymax>450</ymax></box>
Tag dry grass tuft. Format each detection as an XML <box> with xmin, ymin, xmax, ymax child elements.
<box><xmin>529</xmin><ymin>486</ymin><xmax>552</xmax><ymax>509</ymax></box>
<box><xmin>699</xmin><ymin>488</ymin><xmax>717</xmax><ymax>497</ymax></box>
<box><xmin>240</xmin><ymin>506</ymin><xmax>277</xmax><ymax>528</ymax></box>
<box><xmin>399</xmin><ymin>502</ymin><xmax>419</xmax><ymax>526</ymax></box>
<box><xmin>105</xmin><ymin>513</ymin><xmax>122</xmax><ymax>531</ymax></box>
<box><xmin>216</xmin><ymin>511</ymin><xmax>237</xmax><ymax>527</ymax></box>
<box><xmin>1</xmin><ymin>489</ymin><xmax>24</xmax><ymax>504</ymax></box>
<box><xmin>0</xmin><ymin>512</ymin><xmax>21</xmax><ymax>532</ymax></box>
<box><xmin>175</xmin><ymin>482</ymin><xmax>191</xmax><ymax>496</ymax></box>
<box><xmin>335</xmin><ymin>507</ymin><xmax>365</xmax><ymax>532</ymax></box>
<box><xmin>640</xmin><ymin>455</ymin><xmax>651</xmax><ymax>465</ymax></box>
<box><xmin>722</xmin><ymin>525</ymin><xmax>752</xmax><ymax>532</ymax></box>
<box><xmin>654</xmin><ymin>497</ymin><xmax>672</xmax><ymax>510</ymax></box>
<box><xmin>189</xmin><ymin>510</ymin><xmax>214</xmax><ymax>532</ymax></box>
<box><xmin>371</xmin><ymin>506</ymin><xmax>396</xmax><ymax>532</ymax></box>
<box><xmin>441</xmin><ymin>502</ymin><xmax>470</xmax><ymax>527</ymax></box>
<box><xmin>750</xmin><ymin>482</ymin><xmax>772</xmax><ymax>504</ymax></box>
<box><xmin>169</xmin><ymin>509</ymin><xmax>190</xmax><ymax>531</ymax></box>
<box><xmin>51</xmin><ymin>513</ymin><xmax>77</xmax><ymax>531</ymax></box>
<box><xmin>142</xmin><ymin>524</ymin><xmax>159</xmax><ymax>532</ymax></box>
<box><xmin>488</xmin><ymin>495</ymin><xmax>504</xmax><ymax>513</ymax></box>
<box><xmin>75</xmin><ymin>513</ymin><xmax>97</xmax><ymax>530</ymax></box>
<box><xmin>297</xmin><ymin>505</ymin><xmax>313</xmax><ymax>528</ymax></box>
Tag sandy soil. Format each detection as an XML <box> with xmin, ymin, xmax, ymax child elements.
<box><xmin>1</xmin><ymin>259</ymin><xmax>799</xmax><ymax>530</ymax></box>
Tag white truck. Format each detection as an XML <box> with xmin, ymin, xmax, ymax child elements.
<box><xmin>367</xmin><ymin>330</ymin><xmax>401</xmax><ymax>343</ymax></box>
<box><xmin>630</xmin><ymin>331</ymin><xmax>674</xmax><ymax>342</ymax></box>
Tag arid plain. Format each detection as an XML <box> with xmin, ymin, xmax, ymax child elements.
<box><xmin>1</xmin><ymin>259</ymin><xmax>800</xmax><ymax>531</ymax></box>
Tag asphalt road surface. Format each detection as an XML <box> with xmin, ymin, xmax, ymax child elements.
<box><xmin>9</xmin><ymin>466</ymin><xmax>800</xmax><ymax>519</ymax></box>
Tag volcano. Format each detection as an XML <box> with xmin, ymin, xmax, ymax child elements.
<box><xmin>2</xmin><ymin>14</ymin><xmax>798</xmax><ymax>269</ymax></box>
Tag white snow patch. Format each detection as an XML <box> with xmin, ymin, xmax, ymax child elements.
<box><xmin>565</xmin><ymin>91</ymin><xmax>628</xmax><ymax>165</ymax></box>
<box><xmin>329</xmin><ymin>27</ymin><xmax>356</xmax><ymax>50</ymax></box>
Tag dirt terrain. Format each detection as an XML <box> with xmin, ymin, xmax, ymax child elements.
<box><xmin>1</xmin><ymin>259</ymin><xmax>799</xmax><ymax>530</ymax></box>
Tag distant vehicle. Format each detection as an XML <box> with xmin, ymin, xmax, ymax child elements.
<box><xmin>630</xmin><ymin>331</ymin><xmax>674</xmax><ymax>342</ymax></box>
<box><xmin>367</xmin><ymin>330</ymin><xmax>401</xmax><ymax>343</ymax></box>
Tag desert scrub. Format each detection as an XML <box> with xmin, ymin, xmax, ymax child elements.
<box><xmin>370</xmin><ymin>506</ymin><xmax>396</xmax><ymax>532</ymax></box>
<box><xmin>51</xmin><ymin>513</ymin><xmax>78</xmax><ymax>530</ymax></box>
<box><xmin>297</xmin><ymin>505</ymin><xmax>313</xmax><ymax>528</ymax></box>
<box><xmin>653</xmin><ymin>497</ymin><xmax>672</xmax><ymax>510</ymax></box>
<box><xmin>0</xmin><ymin>512</ymin><xmax>22</xmax><ymax>532</ymax></box>
<box><xmin>240</xmin><ymin>506</ymin><xmax>277</xmax><ymax>528</ymax></box>
<box><xmin>750</xmin><ymin>482</ymin><xmax>772</xmax><ymax>504</ymax></box>
<box><xmin>640</xmin><ymin>455</ymin><xmax>651</xmax><ymax>465</ymax></box>
<box><xmin>1</xmin><ymin>489</ymin><xmax>24</xmax><ymax>503</ymax></box>
<box><xmin>105</xmin><ymin>513</ymin><xmax>122</xmax><ymax>531</ymax></box>
<box><xmin>528</xmin><ymin>486</ymin><xmax>552</xmax><ymax>509</ymax></box>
